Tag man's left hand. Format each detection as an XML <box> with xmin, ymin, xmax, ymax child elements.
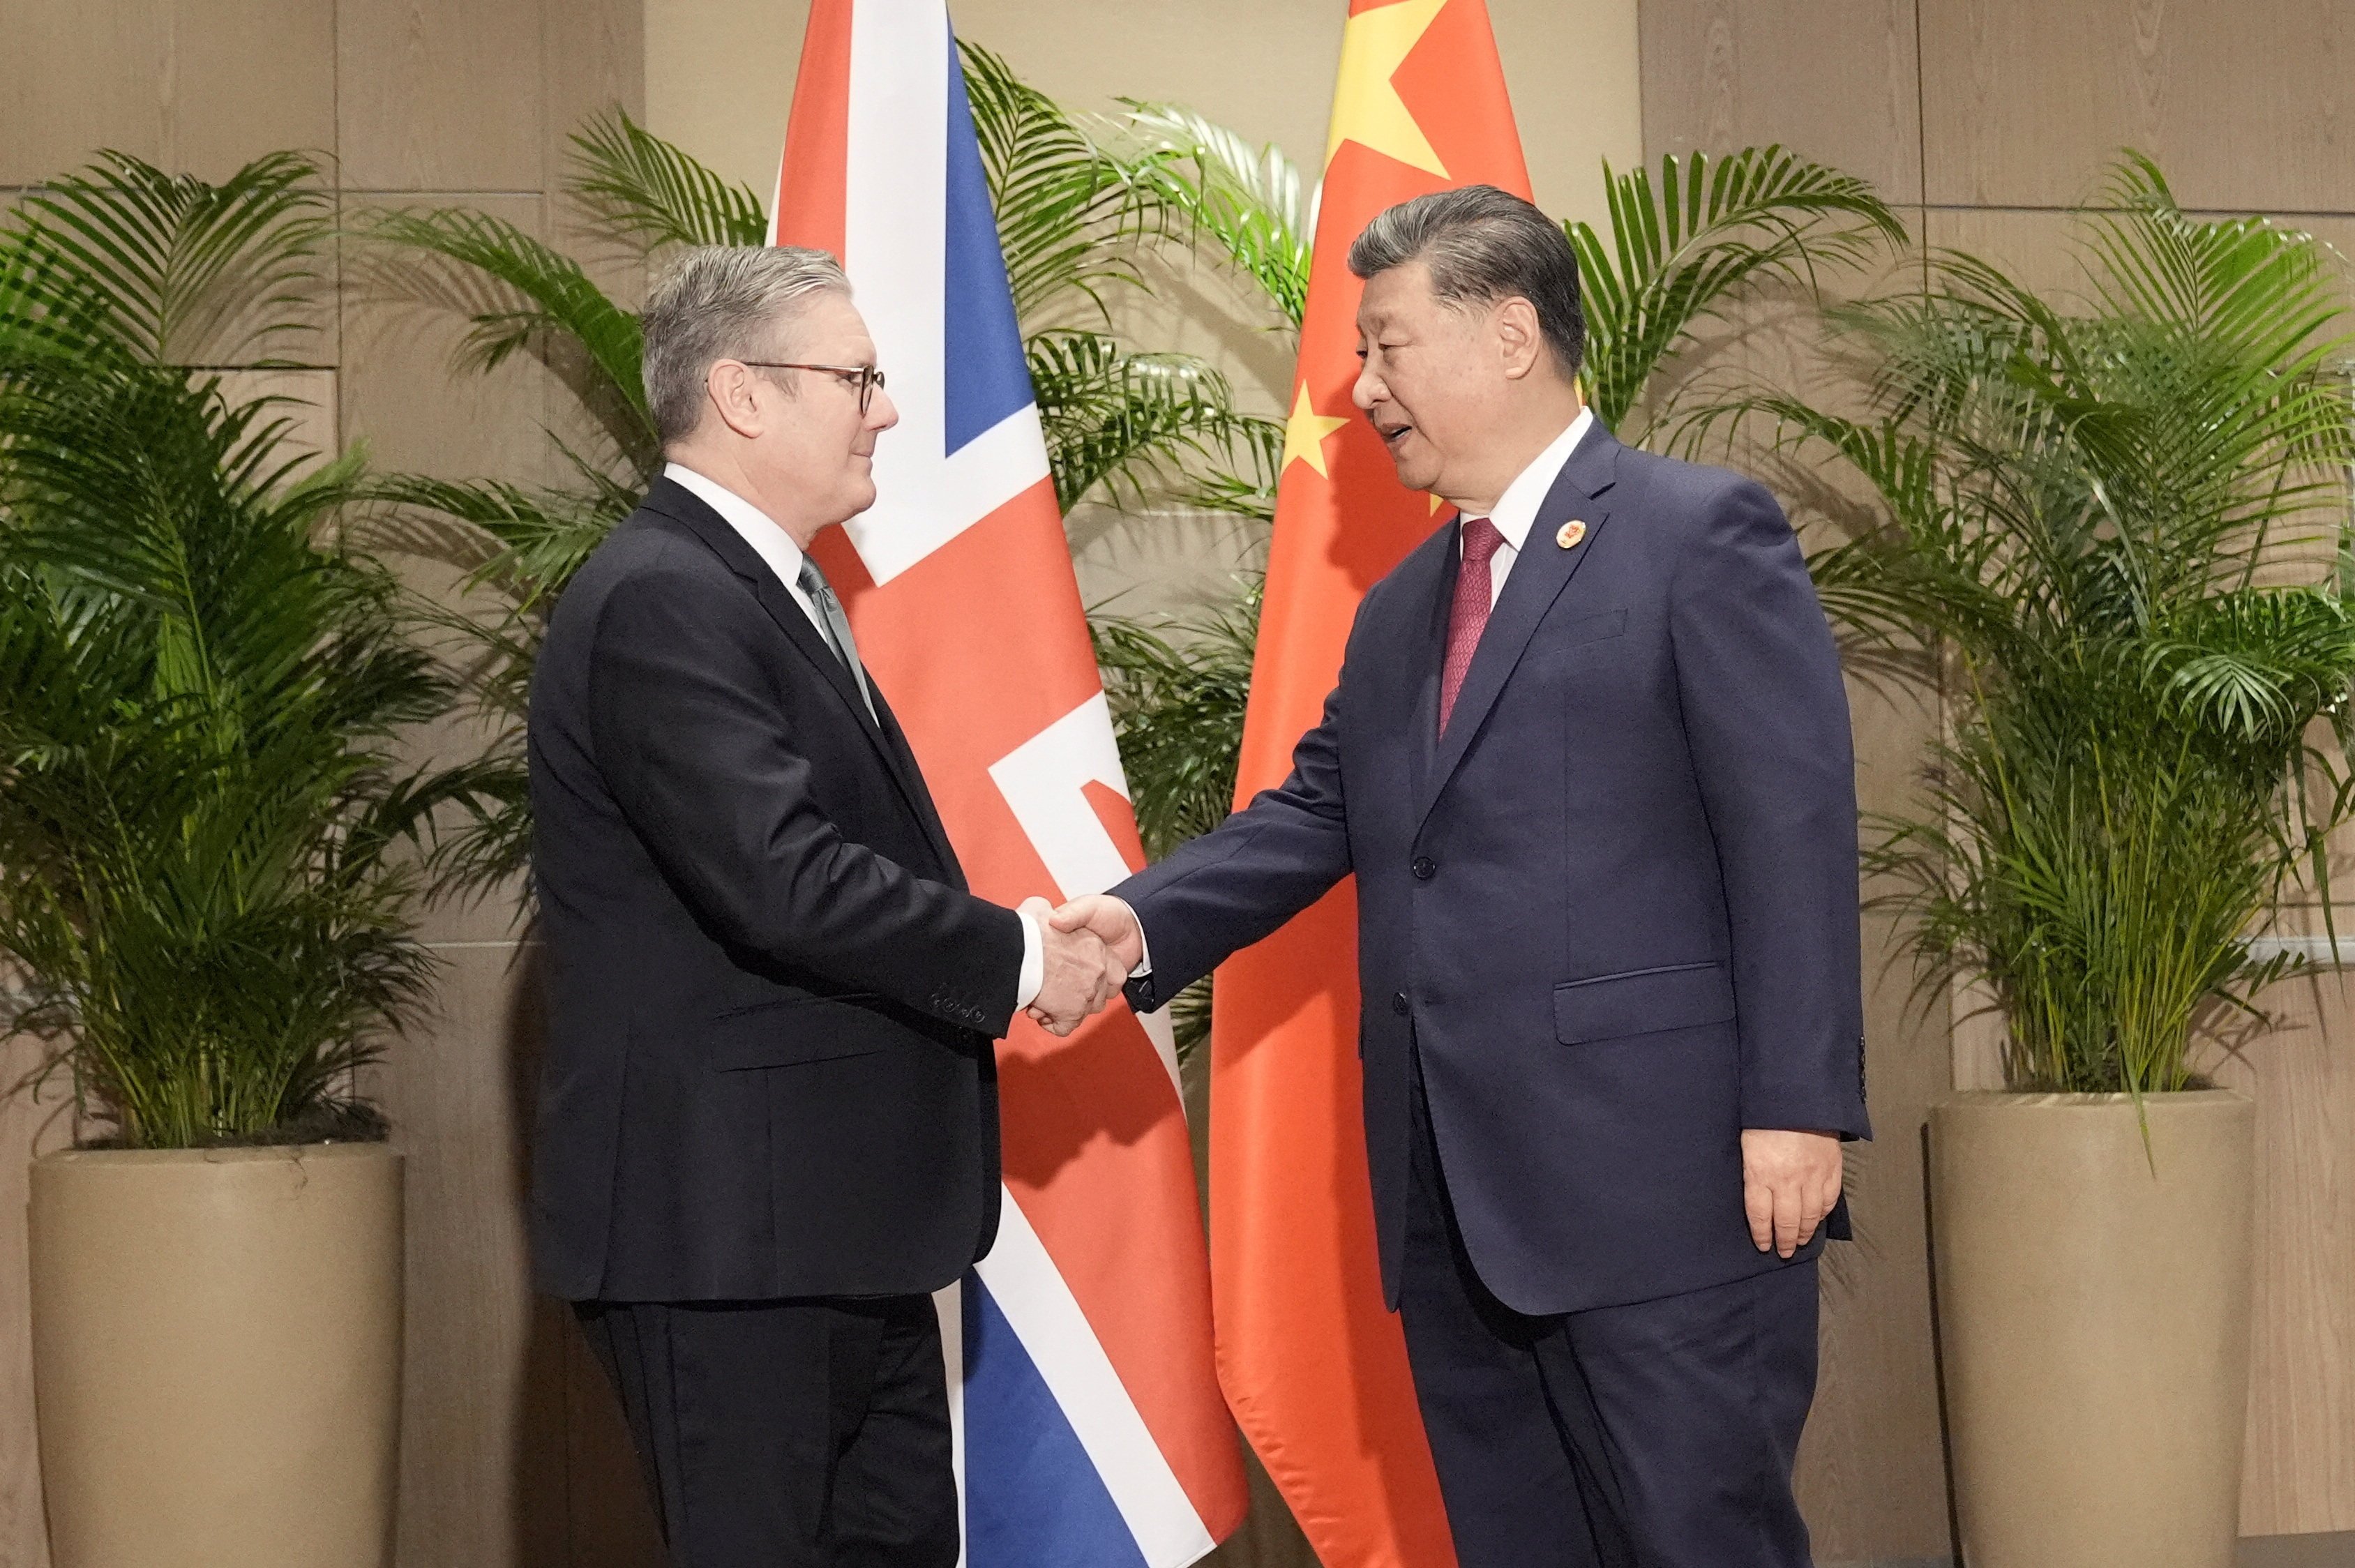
<box><xmin>1740</xmin><ymin>1129</ymin><xmax>1843</xmax><ymax>1258</ymax></box>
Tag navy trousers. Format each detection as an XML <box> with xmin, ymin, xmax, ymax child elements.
<box><xmin>1398</xmin><ymin>1057</ymin><xmax>1821</xmax><ymax>1568</ymax></box>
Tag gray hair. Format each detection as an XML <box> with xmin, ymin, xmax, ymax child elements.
<box><xmin>1347</xmin><ymin>185</ymin><xmax>1585</xmax><ymax>377</ymax></box>
<box><xmin>640</xmin><ymin>245</ymin><xmax>851</xmax><ymax>445</ymax></box>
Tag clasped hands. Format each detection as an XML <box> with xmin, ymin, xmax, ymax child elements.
<box><xmin>1019</xmin><ymin>895</ymin><xmax>1143</xmax><ymax>1036</ymax></box>
<box><xmin>1021</xmin><ymin>900</ymin><xmax>1843</xmax><ymax>1254</ymax></box>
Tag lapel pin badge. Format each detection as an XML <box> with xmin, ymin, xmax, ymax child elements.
<box><xmin>1556</xmin><ymin>519</ymin><xmax>1587</xmax><ymax>550</ymax></box>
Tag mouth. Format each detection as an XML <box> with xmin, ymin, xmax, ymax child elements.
<box><xmin>1372</xmin><ymin>416</ymin><xmax>1415</xmax><ymax>453</ymax></box>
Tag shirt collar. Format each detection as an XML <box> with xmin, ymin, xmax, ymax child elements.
<box><xmin>1473</xmin><ymin>405</ymin><xmax>1595</xmax><ymax>554</ymax></box>
<box><xmin>663</xmin><ymin>460</ymin><xmax>808</xmax><ymax>593</ymax></box>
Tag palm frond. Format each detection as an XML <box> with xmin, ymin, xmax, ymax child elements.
<box><xmin>3</xmin><ymin>149</ymin><xmax>329</xmax><ymax>366</ymax></box>
<box><xmin>1094</xmin><ymin>585</ymin><xmax>1260</xmax><ymax>857</ymax></box>
<box><xmin>355</xmin><ymin>206</ymin><xmax>655</xmax><ymax>472</ymax></box>
<box><xmin>368</xmin><ymin>469</ymin><xmax>633</xmax><ymax>606</ymax></box>
<box><xmin>1568</xmin><ymin>145</ymin><xmax>1907</xmax><ymax>437</ymax></box>
<box><xmin>1116</xmin><ymin>101</ymin><xmax>1311</xmax><ymax>329</ymax></box>
<box><xmin>354</xmin><ymin>469</ymin><xmax>639</xmax><ymax>900</ymax></box>
<box><xmin>1028</xmin><ymin>328</ymin><xmax>1280</xmax><ymax>513</ymax></box>
<box><xmin>962</xmin><ymin>40</ymin><xmax>1165</xmax><ymax>323</ymax></box>
<box><xmin>568</xmin><ymin>108</ymin><xmax>768</xmax><ymax>252</ymax></box>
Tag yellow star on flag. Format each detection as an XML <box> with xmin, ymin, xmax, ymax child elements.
<box><xmin>1323</xmin><ymin>0</ymin><xmax>1452</xmax><ymax>177</ymax></box>
<box><xmin>1282</xmin><ymin>384</ymin><xmax>1353</xmax><ymax>477</ymax></box>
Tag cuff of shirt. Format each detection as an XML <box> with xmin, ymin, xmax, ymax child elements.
<box><xmin>1112</xmin><ymin>897</ymin><xmax>1152</xmax><ymax>979</ymax></box>
<box><xmin>1014</xmin><ymin>907</ymin><xmax>1045</xmax><ymax>1011</ymax></box>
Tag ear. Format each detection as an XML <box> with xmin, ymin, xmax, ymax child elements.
<box><xmin>1493</xmin><ymin>296</ymin><xmax>1544</xmax><ymax>382</ymax></box>
<box><xmin>705</xmin><ymin>360</ymin><xmax>769</xmax><ymax>441</ymax></box>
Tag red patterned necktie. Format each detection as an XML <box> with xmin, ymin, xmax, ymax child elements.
<box><xmin>1439</xmin><ymin>515</ymin><xmax>1505</xmax><ymax>735</ymax></box>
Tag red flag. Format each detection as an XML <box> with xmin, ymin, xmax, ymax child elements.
<box><xmin>1209</xmin><ymin>3</ymin><xmax>1532</xmax><ymax>1565</ymax></box>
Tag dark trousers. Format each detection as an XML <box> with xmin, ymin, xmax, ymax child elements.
<box><xmin>1398</xmin><ymin>1060</ymin><xmax>1820</xmax><ymax>1568</ymax></box>
<box><xmin>575</xmin><ymin>1295</ymin><xmax>958</xmax><ymax>1568</ymax></box>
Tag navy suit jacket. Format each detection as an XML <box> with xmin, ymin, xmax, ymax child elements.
<box><xmin>1118</xmin><ymin>423</ymin><xmax>1869</xmax><ymax>1316</ymax></box>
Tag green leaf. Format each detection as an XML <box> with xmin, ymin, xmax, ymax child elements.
<box><xmin>568</xmin><ymin>108</ymin><xmax>769</xmax><ymax>252</ymax></box>
<box><xmin>356</xmin><ymin>205</ymin><xmax>656</xmax><ymax>474</ymax></box>
<box><xmin>962</xmin><ymin>40</ymin><xmax>1170</xmax><ymax>324</ymax></box>
<box><xmin>1566</xmin><ymin>145</ymin><xmax>1906</xmax><ymax>437</ymax></box>
<box><xmin>3</xmin><ymin>149</ymin><xmax>329</xmax><ymax>366</ymax></box>
<box><xmin>1028</xmin><ymin>328</ymin><xmax>1279</xmax><ymax>513</ymax></box>
<box><xmin>1115</xmin><ymin>101</ymin><xmax>1311</xmax><ymax>329</ymax></box>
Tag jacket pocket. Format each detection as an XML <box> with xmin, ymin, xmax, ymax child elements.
<box><xmin>1558</xmin><ymin>608</ymin><xmax>1627</xmax><ymax>647</ymax></box>
<box><xmin>705</xmin><ymin>995</ymin><xmax>896</xmax><ymax>1070</ymax></box>
<box><xmin>1553</xmin><ymin>960</ymin><xmax>1735</xmax><ymax>1044</ymax></box>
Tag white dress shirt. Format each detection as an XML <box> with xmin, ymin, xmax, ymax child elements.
<box><xmin>1461</xmin><ymin>405</ymin><xmax>1595</xmax><ymax>605</ymax></box>
<box><xmin>1121</xmin><ymin>405</ymin><xmax>1598</xmax><ymax>985</ymax></box>
<box><xmin>662</xmin><ymin>461</ymin><xmax>1046</xmax><ymax>1011</ymax></box>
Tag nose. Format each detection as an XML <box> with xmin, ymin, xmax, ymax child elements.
<box><xmin>868</xmin><ymin>385</ymin><xmax>900</xmax><ymax>432</ymax></box>
<box><xmin>1351</xmin><ymin>360</ymin><xmax>1382</xmax><ymax>412</ymax></box>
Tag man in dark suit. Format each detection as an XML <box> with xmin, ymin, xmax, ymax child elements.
<box><xmin>1053</xmin><ymin>188</ymin><xmax>1869</xmax><ymax>1567</ymax></box>
<box><xmin>527</xmin><ymin>245</ymin><xmax>1120</xmax><ymax>1568</ymax></box>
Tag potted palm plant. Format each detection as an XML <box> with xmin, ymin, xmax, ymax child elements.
<box><xmin>0</xmin><ymin>154</ymin><xmax>488</xmax><ymax>1568</ymax></box>
<box><xmin>1722</xmin><ymin>156</ymin><xmax>2355</xmax><ymax>1568</ymax></box>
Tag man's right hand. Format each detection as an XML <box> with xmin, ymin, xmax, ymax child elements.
<box><xmin>1046</xmin><ymin>896</ymin><xmax>1145</xmax><ymax>974</ymax></box>
<box><xmin>1023</xmin><ymin>897</ymin><xmax>1122</xmax><ymax>1036</ymax></box>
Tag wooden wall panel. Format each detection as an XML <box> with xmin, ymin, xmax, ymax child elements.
<box><xmin>375</xmin><ymin>946</ymin><xmax>567</xmax><ymax>1568</ymax></box>
<box><xmin>1639</xmin><ymin>0</ymin><xmax>1923</xmax><ymax>204</ymax></box>
<box><xmin>336</xmin><ymin>0</ymin><xmax>546</xmax><ymax>192</ymax></box>
<box><xmin>1918</xmin><ymin>0</ymin><xmax>2355</xmax><ymax>213</ymax></box>
<box><xmin>0</xmin><ymin>0</ymin><xmax>336</xmax><ymax>185</ymax></box>
<box><xmin>1797</xmin><ymin>686</ymin><xmax>1955</xmax><ymax>1566</ymax></box>
<box><xmin>542</xmin><ymin>0</ymin><xmax>645</xmax><ymax>206</ymax></box>
<box><xmin>2215</xmin><ymin>972</ymin><xmax>2355</xmax><ymax>1537</ymax></box>
<box><xmin>337</xmin><ymin>195</ymin><xmax>562</xmax><ymax>484</ymax></box>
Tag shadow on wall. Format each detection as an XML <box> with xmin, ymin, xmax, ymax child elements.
<box><xmin>502</xmin><ymin>944</ymin><xmax>668</xmax><ymax>1568</ymax></box>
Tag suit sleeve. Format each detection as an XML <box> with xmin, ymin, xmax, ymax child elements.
<box><xmin>1669</xmin><ymin>479</ymin><xmax>1871</xmax><ymax>1140</ymax></box>
<box><xmin>1115</xmin><ymin>666</ymin><xmax>1356</xmax><ymax>1013</ymax></box>
<box><xmin>585</xmin><ymin>566</ymin><xmax>1025</xmax><ymax>1036</ymax></box>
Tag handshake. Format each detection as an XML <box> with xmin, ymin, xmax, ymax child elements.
<box><xmin>1017</xmin><ymin>896</ymin><xmax>1146</xmax><ymax>1036</ymax></box>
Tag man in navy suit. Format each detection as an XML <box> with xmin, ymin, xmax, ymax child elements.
<box><xmin>1051</xmin><ymin>187</ymin><xmax>1869</xmax><ymax>1567</ymax></box>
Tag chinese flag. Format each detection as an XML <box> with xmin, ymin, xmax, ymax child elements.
<box><xmin>1207</xmin><ymin>3</ymin><xmax>1532</xmax><ymax>1567</ymax></box>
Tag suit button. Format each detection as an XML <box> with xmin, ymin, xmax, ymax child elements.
<box><xmin>1410</xmin><ymin>857</ymin><xmax>1436</xmax><ymax>880</ymax></box>
<box><xmin>1392</xmin><ymin>992</ymin><xmax>1410</xmax><ymax>1016</ymax></box>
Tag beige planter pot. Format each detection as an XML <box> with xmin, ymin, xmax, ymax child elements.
<box><xmin>1929</xmin><ymin>1090</ymin><xmax>2255</xmax><ymax>1568</ymax></box>
<box><xmin>29</xmin><ymin>1143</ymin><xmax>404</xmax><ymax>1568</ymax></box>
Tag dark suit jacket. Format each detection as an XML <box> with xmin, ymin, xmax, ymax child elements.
<box><xmin>1120</xmin><ymin>424</ymin><xmax>1869</xmax><ymax>1316</ymax></box>
<box><xmin>527</xmin><ymin>476</ymin><xmax>1024</xmax><ymax>1304</ymax></box>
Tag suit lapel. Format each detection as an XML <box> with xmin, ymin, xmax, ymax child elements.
<box><xmin>1387</xmin><ymin>522</ymin><xmax>1460</xmax><ymax>807</ymax></box>
<box><xmin>1417</xmin><ymin>425</ymin><xmax>1622</xmax><ymax>831</ymax></box>
<box><xmin>638</xmin><ymin>479</ymin><xmax>951</xmax><ymax>861</ymax></box>
<box><xmin>868</xmin><ymin>684</ymin><xmax>961</xmax><ymax>879</ymax></box>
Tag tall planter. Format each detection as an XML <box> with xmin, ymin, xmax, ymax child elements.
<box><xmin>30</xmin><ymin>1143</ymin><xmax>404</xmax><ymax>1568</ymax></box>
<box><xmin>1929</xmin><ymin>1091</ymin><xmax>2255</xmax><ymax>1568</ymax></box>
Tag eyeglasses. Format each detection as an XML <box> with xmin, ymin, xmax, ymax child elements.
<box><xmin>739</xmin><ymin>361</ymin><xmax>887</xmax><ymax>414</ymax></box>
